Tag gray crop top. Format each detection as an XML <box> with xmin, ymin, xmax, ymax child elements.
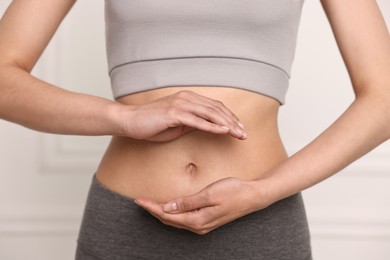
<box><xmin>105</xmin><ymin>0</ymin><xmax>304</xmax><ymax>105</ymax></box>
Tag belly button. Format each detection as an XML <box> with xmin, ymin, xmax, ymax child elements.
<box><xmin>186</xmin><ymin>163</ymin><xmax>197</xmax><ymax>175</ymax></box>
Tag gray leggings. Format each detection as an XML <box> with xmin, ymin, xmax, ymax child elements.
<box><xmin>75</xmin><ymin>175</ymin><xmax>312</xmax><ymax>260</ymax></box>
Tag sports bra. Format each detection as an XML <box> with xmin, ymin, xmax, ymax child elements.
<box><xmin>104</xmin><ymin>0</ymin><xmax>304</xmax><ymax>105</ymax></box>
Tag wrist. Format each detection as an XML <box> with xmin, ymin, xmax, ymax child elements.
<box><xmin>247</xmin><ymin>178</ymin><xmax>274</xmax><ymax>211</ymax></box>
<box><xmin>105</xmin><ymin>101</ymin><xmax>136</xmax><ymax>137</ymax></box>
<box><xmin>249</xmin><ymin>172</ymin><xmax>292</xmax><ymax>211</ymax></box>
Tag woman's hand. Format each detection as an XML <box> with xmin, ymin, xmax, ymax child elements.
<box><xmin>134</xmin><ymin>177</ymin><xmax>270</xmax><ymax>235</ymax></box>
<box><xmin>117</xmin><ymin>90</ymin><xmax>247</xmax><ymax>142</ymax></box>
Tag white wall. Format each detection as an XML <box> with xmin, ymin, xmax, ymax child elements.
<box><xmin>0</xmin><ymin>1</ymin><xmax>389</xmax><ymax>259</ymax></box>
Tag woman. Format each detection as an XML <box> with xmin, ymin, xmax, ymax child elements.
<box><xmin>0</xmin><ymin>0</ymin><xmax>389</xmax><ymax>259</ymax></box>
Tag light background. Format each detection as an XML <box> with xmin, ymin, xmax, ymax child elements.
<box><xmin>0</xmin><ymin>1</ymin><xmax>389</xmax><ymax>259</ymax></box>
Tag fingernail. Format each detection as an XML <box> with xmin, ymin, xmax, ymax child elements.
<box><xmin>164</xmin><ymin>202</ymin><xmax>178</xmax><ymax>212</ymax></box>
<box><xmin>235</xmin><ymin>127</ymin><xmax>248</xmax><ymax>139</ymax></box>
<box><xmin>237</xmin><ymin>121</ymin><xmax>244</xmax><ymax>128</ymax></box>
<box><xmin>221</xmin><ymin>126</ymin><xmax>230</xmax><ymax>131</ymax></box>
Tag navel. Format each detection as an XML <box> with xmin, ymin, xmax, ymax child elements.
<box><xmin>186</xmin><ymin>163</ymin><xmax>197</xmax><ymax>175</ymax></box>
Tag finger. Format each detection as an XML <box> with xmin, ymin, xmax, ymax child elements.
<box><xmin>184</xmin><ymin>115</ymin><xmax>246</xmax><ymax>139</ymax></box>
<box><xmin>135</xmin><ymin>198</ymin><xmax>191</xmax><ymax>230</ymax></box>
<box><xmin>134</xmin><ymin>198</ymin><xmax>175</xmax><ymax>224</ymax></box>
<box><xmin>175</xmin><ymin>113</ymin><xmax>234</xmax><ymax>137</ymax></box>
<box><xmin>180</xmin><ymin>90</ymin><xmax>242</xmax><ymax>124</ymax></box>
<box><xmin>170</xmin><ymin>98</ymin><xmax>234</xmax><ymax>129</ymax></box>
<box><xmin>136</xmin><ymin>197</ymin><xmax>217</xmax><ymax>234</ymax></box>
<box><xmin>174</xmin><ymin>102</ymin><xmax>247</xmax><ymax>139</ymax></box>
<box><xmin>162</xmin><ymin>190</ymin><xmax>214</xmax><ymax>214</ymax></box>
<box><xmin>160</xmin><ymin>206</ymin><xmax>218</xmax><ymax>234</ymax></box>
<box><xmin>182</xmin><ymin>91</ymin><xmax>245</xmax><ymax>130</ymax></box>
<box><xmin>146</xmin><ymin>125</ymin><xmax>195</xmax><ymax>142</ymax></box>
<box><xmin>173</xmin><ymin>91</ymin><xmax>244</xmax><ymax>131</ymax></box>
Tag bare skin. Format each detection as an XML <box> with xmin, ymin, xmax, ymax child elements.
<box><xmin>96</xmin><ymin>86</ymin><xmax>286</xmax><ymax>203</ymax></box>
<box><xmin>0</xmin><ymin>0</ymin><xmax>389</xmax><ymax>237</ymax></box>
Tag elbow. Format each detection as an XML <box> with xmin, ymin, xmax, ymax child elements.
<box><xmin>0</xmin><ymin>59</ymin><xmax>30</xmax><ymax>75</ymax></box>
<box><xmin>0</xmin><ymin>61</ymin><xmax>27</xmax><ymax>105</ymax></box>
<box><xmin>0</xmin><ymin>63</ymin><xmax>8</xmax><ymax>91</ymax></box>
<box><xmin>0</xmin><ymin>60</ymin><xmax>30</xmax><ymax>89</ymax></box>
<box><xmin>0</xmin><ymin>63</ymin><xmax>12</xmax><ymax>91</ymax></box>
<box><xmin>0</xmin><ymin>52</ymin><xmax>33</xmax><ymax>80</ymax></box>
<box><xmin>355</xmin><ymin>85</ymin><xmax>390</xmax><ymax>140</ymax></box>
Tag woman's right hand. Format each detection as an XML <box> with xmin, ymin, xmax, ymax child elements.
<box><xmin>117</xmin><ymin>90</ymin><xmax>247</xmax><ymax>142</ymax></box>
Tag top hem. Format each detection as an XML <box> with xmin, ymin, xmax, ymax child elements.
<box><xmin>109</xmin><ymin>57</ymin><xmax>289</xmax><ymax>105</ymax></box>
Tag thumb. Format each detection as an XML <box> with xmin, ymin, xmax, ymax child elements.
<box><xmin>163</xmin><ymin>191</ymin><xmax>211</xmax><ymax>213</ymax></box>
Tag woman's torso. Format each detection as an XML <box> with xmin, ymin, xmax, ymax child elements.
<box><xmin>96</xmin><ymin>86</ymin><xmax>287</xmax><ymax>203</ymax></box>
<box><xmin>97</xmin><ymin>0</ymin><xmax>305</xmax><ymax>201</ymax></box>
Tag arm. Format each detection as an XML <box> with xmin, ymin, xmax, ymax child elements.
<box><xmin>256</xmin><ymin>0</ymin><xmax>390</xmax><ymax>204</ymax></box>
<box><xmin>0</xmin><ymin>0</ymin><xmax>246</xmax><ymax>142</ymax></box>
<box><xmin>135</xmin><ymin>0</ymin><xmax>390</xmax><ymax>234</ymax></box>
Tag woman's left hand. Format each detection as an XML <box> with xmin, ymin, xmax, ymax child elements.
<box><xmin>134</xmin><ymin>177</ymin><xmax>269</xmax><ymax>235</ymax></box>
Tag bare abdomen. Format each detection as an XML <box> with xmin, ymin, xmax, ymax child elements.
<box><xmin>95</xmin><ymin>86</ymin><xmax>287</xmax><ymax>202</ymax></box>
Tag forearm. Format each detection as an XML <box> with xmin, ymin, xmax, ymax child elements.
<box><xmin>0</xmin><ymin>64</ymin><xmax>126</xmax><ymax>136</ymax></box>
<box><xmin>0</xmin><ymin>64</ymin><xmax>246</xmax><ymax>141</ymax></box>
<box><xmin>254</xmin><ymin>93</ymin><xmax>390</xmax><ymax>207</ymax></box>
